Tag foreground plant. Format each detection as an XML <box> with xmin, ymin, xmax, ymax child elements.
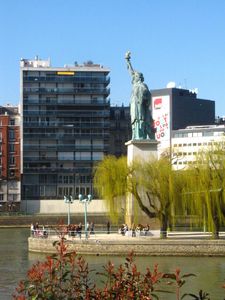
<box><xmin>13</xmin><ymin>237</ymin><xmax>224</xmax><ymax>300</ymax></box>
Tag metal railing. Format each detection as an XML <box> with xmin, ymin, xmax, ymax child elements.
<box><xmin>30</xmin><ymin>228</ymin><xmax>225</xmax><ymax>240</ymax></box>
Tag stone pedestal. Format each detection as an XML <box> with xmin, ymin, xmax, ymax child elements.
<box><xmin>125</xmin><ymin>139</ymin><xmax>158</xmax><ymax>227</ymax></box>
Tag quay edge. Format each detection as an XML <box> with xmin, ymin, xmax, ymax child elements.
<box><xmin>28</xmin><ymin>236</ymin><xmax>225</xmax><ymax>257</ymax></box>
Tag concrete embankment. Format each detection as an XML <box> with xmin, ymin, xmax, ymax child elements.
<box><xmin>28</xmin><ymin>233</ymin><xmax>225</xmax><ymax>257</ymax></box>
<box><xmin>0</xmin><ymin>214</ymin><xmax>114</xmax><ymax>227</ymax></box>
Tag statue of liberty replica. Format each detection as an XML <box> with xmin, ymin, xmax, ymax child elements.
<box><xmin>125</xmin><ymin>51</ymin><xmax>155</xmax><ymax>140</ymax></box>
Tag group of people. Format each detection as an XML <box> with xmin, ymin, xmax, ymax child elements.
<box><xmin>31</xmin><ymin>220</ymin><xmax>151</xmax><ymax>239</ymax></box>
<box><xmin>119</xmin><ymin>224</ymin><xmax>129</xmax><ymax>236</ymax></box>
<box><xmin>30</xmin><ymin>222</ymin><xmax>48</xmax><ymax>238</ymax></box>
<box><xmin>67</xmin><ymin>221</ymin><xmax>95</xmax><ymax>238</ymax></box>
<box><xmin>119</xmin><ymin>223</ymin><xmax>151</xmax><ymax>237</ymax></box>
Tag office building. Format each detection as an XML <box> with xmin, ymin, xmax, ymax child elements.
<box><xmin>151</xmin><ymin>86</ymin><xmax>215</xmax><ymax>154</ymax></box>
<box><xmin>0</xmin><ymin>106</ymin><xmax>21</xmax><ymax>211</ymax></box>
<box><xmin>171</xmin><ymin>124</ymin><xmax>225</xmax><ymax>170</ymax></box>
<box><xmin>20</xmin><ymin>57</ymin><xmax>110</xmax><ymax>213</ymax></box>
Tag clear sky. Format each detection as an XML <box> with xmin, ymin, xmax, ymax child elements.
<box><xmin>0</xmin><ymin>0</ymin><xmax>225</xmax><ymax>116</ymax></box>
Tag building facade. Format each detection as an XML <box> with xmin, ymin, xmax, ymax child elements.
<box><xmin>151</xmin><ymin>87</ymin><xmax>215</xmax><ymax>154</ymax></box>
<box><xmin>109</xmin><ymin>105</ymin><xmax>131</xmax><ymax>157</ymax></box>
<box><xmin>171</xmin><ymin>125</ymin><xmax>225</xmax><ymax>170</ymax></box>
<box><xmin>0</xmin><ymin>106</ymin><xmax>21</xmax><ymax>211</ymax></box>
<box><xmin>20</xmin><ymin>57</ymin><xmax>110</xmax><ymax>213</ymax></box>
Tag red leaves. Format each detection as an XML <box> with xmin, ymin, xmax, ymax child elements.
<box><xmin>13</xmin><ymin>239</ymin><xmax>222</xmax><ymax>300</ymax></box>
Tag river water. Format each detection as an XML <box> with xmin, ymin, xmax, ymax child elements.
<box><xmin>0</xmin><ymin>228</ymin><xmax>225</xmax><ymax>299</ymax></box>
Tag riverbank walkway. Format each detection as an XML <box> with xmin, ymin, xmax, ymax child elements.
<box><xmin>28</xmin><ymin>229</ymin><xmax>225</xmax><ymax>256</ymax></box>
<box><xmin>32</xmin><ymin>228</ymin><xmax>225</xmax><ymax>240</ymax></box>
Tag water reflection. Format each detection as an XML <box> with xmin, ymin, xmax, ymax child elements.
<box><xmin>0</xmin><ymin>229</ymin><xmax>225</xmax><ymax>299</ymax></box>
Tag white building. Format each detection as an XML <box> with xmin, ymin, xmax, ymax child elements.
<box><xmin>171</xmin><ymin>125</ymin><xmax>225</xmax><ymax>170</ymax></box>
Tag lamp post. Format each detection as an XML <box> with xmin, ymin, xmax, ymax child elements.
<box><xmin>64</xmin><ymin>195</ymin><xmax>74</xmax><ymax>225</ymax></box>
<box><xmin>78</xmin><ymin>194</ymin><xmax>92</xmax><ymax>239</ymax></box>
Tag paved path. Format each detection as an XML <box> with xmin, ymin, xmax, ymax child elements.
<box><xmin>46</xmin><ymin>230</ymin><xmax>225</xmax><ymax>241</ymax></box>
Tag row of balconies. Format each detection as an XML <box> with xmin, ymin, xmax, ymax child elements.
<box><xmin>23</xmin><ymin>122</ymin><xmax>110</xmax><ymax>128</ymax></box>
<box><xmin>23</xmin><ymin>87</ymin><xmax>110</xmax><ymax>96</ymax></box>
<box><xmin>23</xmin><ymin>110</ymin><xmax>110</xmax><ymax>117</ymax></box>
<box><xmin>23</xmin><ymin>76</ymin><xmax>110</xmax><ymax>85</ymax></box>
<box><xmin>23</xmin><ymin>144</ymin><xmax>107</xmax><ymax>151</ymax></box>
<box><xmin>23</xmin><ymin>98</ymin><xmax>110</xmax><ymax>105</ymax></box>
<box><xmin>24</xmin><ymin>155</ymin><xmax>104</xmax><ymax>162</ymax></box>
<box><xmin>23</xmin><ymin>167</ymin><xmax>97</xmax><ymax>173</ymax></box>
<box><xmin>23</xmin><ymin>134</ymin><xmax>110</xmax><ymax>141</ymax></box>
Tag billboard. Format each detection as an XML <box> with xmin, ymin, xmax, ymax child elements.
<box><xmin>152</xmin><ymin>95</ymin><xmax>171</xmax><ymax>148</ymax></box>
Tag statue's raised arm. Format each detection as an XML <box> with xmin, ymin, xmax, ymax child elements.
<box><xmin>125</xmin><ymin>51</ymin><xmax>134</xmax><ymax>77</ymax></box>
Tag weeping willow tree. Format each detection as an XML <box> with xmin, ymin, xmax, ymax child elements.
<box><xmin>93</xmin><ymin>155</ymin><xmax>129</xmax><ymax>222</ymax></box>
<box><xmin>135</xmin><ymin>157</ymin><xmax>185</xmax><ymax>238</ymax></box>
<box><xmin>183</xmin><ymin>143</ymin><xmax>225</xmax><ymax>239</ymax></box>
<box><xmin>94</xmin><ymin>155</ymin><xmax>185</xmax><ymax>239</ymax></box>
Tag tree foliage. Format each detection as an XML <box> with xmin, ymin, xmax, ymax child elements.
<box><xmin>94</xmin><ymin>155</ymin><xmax>129</xmax><ymax>222</ymax></box>
<box><xmin>94</xmin><ymin>155</ymin><xmax>184</xmax><ymax>238</ymax></box>
<box><xmin>94</xmin><ymin>146</ymin><xmax>225</xmax><ymax>239</ymax></box>
<box><xmin>182</xmin><ymin>143</ymin><xmax>225</xmax><ymax>238</ymax></box>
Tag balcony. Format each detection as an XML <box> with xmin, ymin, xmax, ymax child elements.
<box><xmin>23</xmin><ymin>87</ymin><xmax>110</xmax><ymax>96</ymax></box>
<box><xmin>23</xmin><ymin>167</ymin><xmax>92</xmax><ymax>174</ymax></box>
<box><xmin>24</xmin><ymin>98</ymin><xmax>109</xmax><ymax>105</ymax></box>
<box><xmin>23</xmin><ymin>76</ymin><xmax>110</xmax><ymax>85</ymax></box>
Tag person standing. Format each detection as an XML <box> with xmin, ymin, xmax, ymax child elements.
<box><xmin>77</xmin><ymin>222</ymin><xmax>82</xmax><ymax>239</ymax></box>
<box><xmin>30</xmin><ymin>223</ymin><xmax>34</xmax><ymax>236</ymax></box>
<box><xmin>87</xmin><ymin>221</ymin><xmax>90</xmax><ymax>238</ymax></box>
<box><xmin>90</xmin><ymin>222</ymin><xmax>95</xmax><ymax>234</ymax></box>
<box><xmin>107</xmin><ymin>221</ymin><xmax>110</xmax><ymax>234</ymax></box>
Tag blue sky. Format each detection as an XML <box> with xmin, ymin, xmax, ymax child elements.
<box><xmin>0</xmin><ymin>0</ymin><xmax>225</xmax><ymax>116</ymax></box>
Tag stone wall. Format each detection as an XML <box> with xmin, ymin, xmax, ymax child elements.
<box><xmin>28</xmin><ymin>237</ymin><xmax>225</xmax><ymax>256</ymax></box>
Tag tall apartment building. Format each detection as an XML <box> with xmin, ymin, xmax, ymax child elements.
<box><xmin>109</xmin><ymin>105</ymin><xmax>131</xmax><ymax>157</ymax></box>
<box><xmin>0</xmin><ymin>106</ymin><xmax>21</xmax><ymax>211</ymax></box>
<box><xmin>151</xmin><ymin>86</ymin><xmax>215</xmax><ymax>154</ymax></box>
<box><xmin>20</xmin><ymin>57</ymin><xmax>110</xmax><ymax>213</ymax></box>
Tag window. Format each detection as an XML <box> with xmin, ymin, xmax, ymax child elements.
<box><xmin>0</xmin><ymin>194</ymin><xmax>4</xmax><ymax>201</ymax></box>
<box><xmin>8</xmin><ymin>194</ymin><xmax>17</xmax><ymax>201</ymax></box>
<box><xmin>193</xmin><ymin>132</ymin><xmax>202</xmax><ymax>137</ymax></box>
<box><xmin>9</xmin><ymin>144</ymin><xmax>15</xmax><ymax>152</ymax></box>
<box><xmin>63</xmin><ymin>176</ymin><xmax>69</xmax><ymax>184</ymax></box>
<box><xmin>10</xmin><ymin>119</ymin><xmax>15</xmax><ymax>126</ymax></box>
<box><xmin>10</xmin><ymin>170</ymin><xmax>15</xmax><ymax>177</ymax></box>
<box><xmin>9</xmin><ymin>130</ymin><xmax>15</xmax><ymax>140</ymax></box>
<box><xmin>80</xmin><ymin>176</ymin><xmax>86</xmax><ymax>183</ymax></box>
<box><xmin>58</xmin><ymin>152</ymin><xmax>73</xmax><ymax>160</ymax></box>
<box><xmin>203</xmin><ymin>131</ymin><xmax>213</xmax><ymax>137</ymax></box>
<box><xmin>9</xmin><ymin>156</ymin><xmax>15</xmax><ymax>165</ymax></box>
